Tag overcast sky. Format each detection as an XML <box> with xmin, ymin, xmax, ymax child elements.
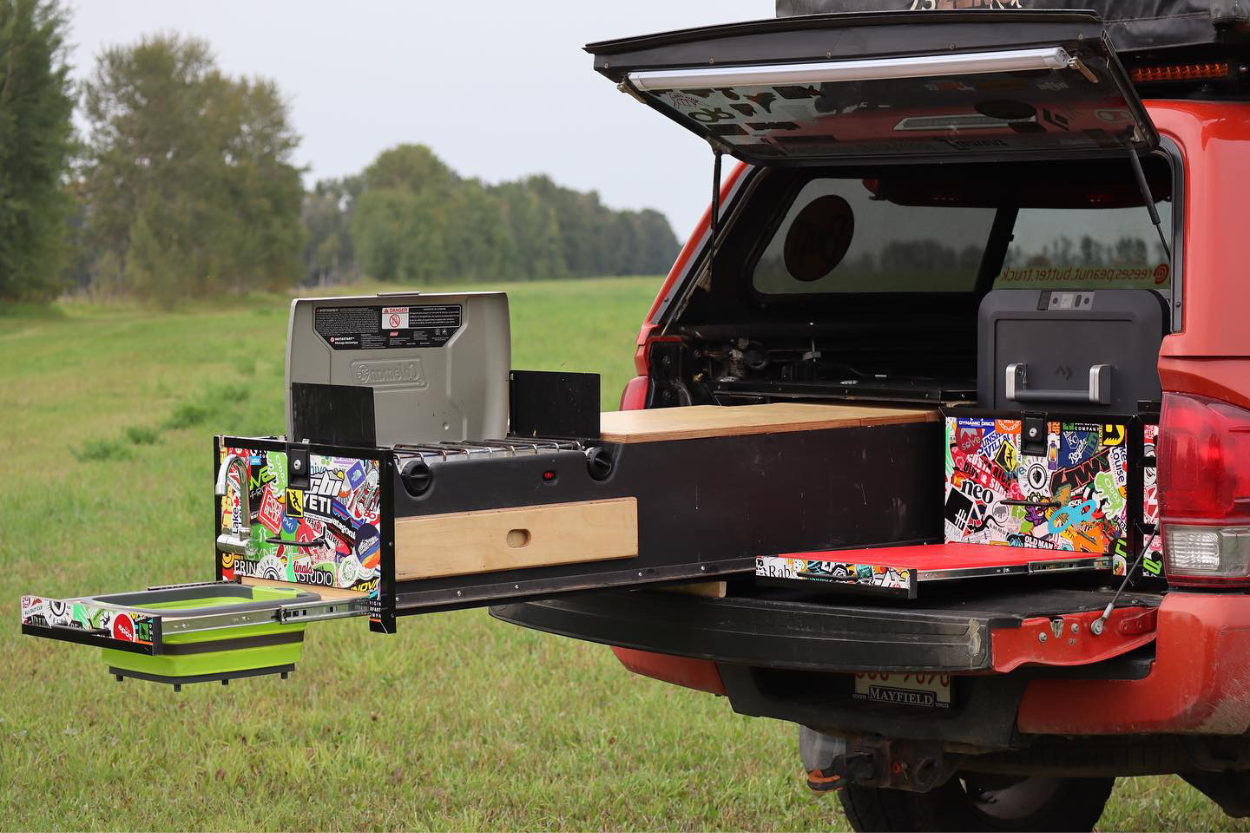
<box><xmin>67</xmin><ymin>0</ymin><xmax>770</xmax><ymax>239</ymax></box>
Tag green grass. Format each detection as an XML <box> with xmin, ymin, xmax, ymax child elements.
<box><xmin>123</xmin><ymin>425</ymin><xmax>161</xmax><ymax>446</ymax></box>
<box><xmin>70</xmin><ymin>437</ymin><xmax>135</xmax><ymax>462</ymax></box>
<box><xmin>0</xmin><ymin>277</ymin><xmax>1244</xmax><ymax>831</ymax></box>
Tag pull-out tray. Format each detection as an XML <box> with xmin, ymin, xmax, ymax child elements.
<box><xmin>756</xmin><ymin>543</ymin><xmax>1116</xmax><ymax>599</ymax></box>
<box><xmin>20</xmin><ymin>581</ymin><xmax>370</xmax><ymax>687</ymax></box>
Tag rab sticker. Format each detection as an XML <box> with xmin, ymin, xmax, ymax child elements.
<box><xmin>286</xmin><ymin>488</ymin><xmax>304</xmax><ymax>518</ymax></box>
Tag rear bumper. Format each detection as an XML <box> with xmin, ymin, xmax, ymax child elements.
<box><xmin>1017</xmin><ymin>592</ymin><xmax>1250</xmax><ymax>736</ymax></box>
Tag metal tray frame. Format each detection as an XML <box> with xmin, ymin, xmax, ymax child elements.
<box><xmin>21</xmin><ymin>581</ymin><xmax>369</xmax><ymax>656</ymax></box>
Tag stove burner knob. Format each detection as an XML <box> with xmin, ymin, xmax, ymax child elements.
<box><xmin>401</xmin><ymin>460</ymin><xmax>434</xmax><ymax>497</ymax></box>
<box><xmin>586</xmin><ymin>446</ymin><xmax>614</xmax><ymax>482</ymax></box>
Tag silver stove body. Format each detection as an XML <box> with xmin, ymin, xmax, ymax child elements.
<box><xmin>285</xmin><ymin>292</ymin><xmax>510</xmax><ymax>446</ymax></box>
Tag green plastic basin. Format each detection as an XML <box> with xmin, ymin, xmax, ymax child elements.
<box><xmin>93</xmin><ymin>584</ymin><xmax>318</xmax><ymax>682</ymax></box>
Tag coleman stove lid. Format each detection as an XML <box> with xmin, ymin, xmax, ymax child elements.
<box><xmin>285</xmin><ymin>292</ymin><xmax>510</xmax><ymax>448</ymax></box>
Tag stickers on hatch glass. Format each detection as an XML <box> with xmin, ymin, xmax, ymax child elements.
<box><xmin>313</xmin><ymin>304</ymin><xmax>462</xmax><ymax>350</ymax></box>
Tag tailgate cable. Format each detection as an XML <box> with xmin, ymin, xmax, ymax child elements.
<box><xmin>1091</xmin><ymin>527</ymin><xmax>1158</xmax><ymax>636</ymax></box>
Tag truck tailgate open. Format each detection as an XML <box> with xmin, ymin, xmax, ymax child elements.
<box><xmin>491</xmin><ymin>582</ymin><xmax>1162</xmax><ymax>674</ymax></box>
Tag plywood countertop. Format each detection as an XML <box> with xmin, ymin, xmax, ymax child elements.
<box><xmin>598</xmin><ymin>403</ymin><xmax>938</xmax><ymax>444</ymax></box>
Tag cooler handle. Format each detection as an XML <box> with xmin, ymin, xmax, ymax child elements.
<box><xmin>1005</xmin><ymin>362</ymin><xmax>1111</xmax><ymax>406</ymax></box>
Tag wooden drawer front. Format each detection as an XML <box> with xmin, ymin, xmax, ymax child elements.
<box><xmin>395</xmin><ymin>498</ymin><xmax>638</xmax><ymax>581</ymax></box>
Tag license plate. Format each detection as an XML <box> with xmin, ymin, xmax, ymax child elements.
<box><xmin>853</xmin><ymin>672</ymin><xmax>952</xmax><ymax>709</ymax></box>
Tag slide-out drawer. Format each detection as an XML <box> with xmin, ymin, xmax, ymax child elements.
<box><xmin>209</xmin><ymin>404</ymin><xmax>940</xmax><ymax>618</ymax></box>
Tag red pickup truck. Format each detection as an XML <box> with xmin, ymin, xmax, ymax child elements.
<box><xmin>493</xmin><ymin>3</ymin><xmax>1250</xmax><ymax>830</ymax></box>
<box><xmin>19</xmin><ymin>3</ymin><xmax>1250</xmax><ymax>831</ymax></box>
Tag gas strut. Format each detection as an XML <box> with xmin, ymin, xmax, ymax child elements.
<box><xmin>708</xmin><ymin>145</ymin><xmax>723</xmax><ymax>289</ymax></box>
<box><xmin>1127</xmin><ymin>149</ymin><xmax>1171</xmax><ymax>263</ymax></box>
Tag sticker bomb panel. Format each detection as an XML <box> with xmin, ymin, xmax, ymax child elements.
<box><xmin>647</xmin><ymin>71</ymin><xmax>1145</xmax><ymax>163</ymax></box>
<box><xmin>218</xmin><ymin>445</ymin><xmax>382</xmax><ymax>594</ymax></box>
<box><xmin>943</xmin><ymin>415</ymin><xmax>1133</xmax><ymax>561</ymax></box>
<box><xmin>21</xmin><ymin>595</ymin><xmax>155</xmax><ymax>645</ymax></box>
<box><xmin>756</xmin><ymin>555</ymin><xmax>912</xmax><ymax>593</ymax></box>
<box><xmin>1140</xmin><ymin>421</ymin><xmax>1165</xmax><ymax>584</ymax></box>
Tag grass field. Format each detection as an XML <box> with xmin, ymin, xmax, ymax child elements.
<box><xmin>0</xmin><ymin>276</ymin><xmax>1244</xmax><ymax>832</ymax></box>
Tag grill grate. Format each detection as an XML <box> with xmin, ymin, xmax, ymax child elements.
<box><xmin>393</xmin><ymin>437</ymin><xmax>584</xmax><ymax>464</ymax></box>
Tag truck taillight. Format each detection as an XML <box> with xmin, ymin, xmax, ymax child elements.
<box><xmin>1158</xmin><ymin>393</ymin><xmax>1250</xmax><ymax>586</ymax></box>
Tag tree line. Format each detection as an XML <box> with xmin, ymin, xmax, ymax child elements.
<box><xmin>0</xmin><ymin>0</ymin><xmax>680</xmax><ymax>306</ymax></box>
<box><xmin>1006</xmin><ymin>234</ymin><xmax>1167</xmax><ymax>269</ymax></box>
<box><xmin>304</xmin><ymin>146</ymin><xmax>679</xmax><ymax>288</ymax></box>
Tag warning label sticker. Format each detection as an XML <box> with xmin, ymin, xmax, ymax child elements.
<box><xmin>382</xmin><ymin>306</ymin><xmax>409</xmax><ymax>329</ymax></box>
<box><xmin>314</xmin><ymin>305</ymin><xmax>462</xmax><ymax>350</ymax></box>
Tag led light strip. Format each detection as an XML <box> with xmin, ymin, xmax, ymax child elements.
<box><xmin>628</xmin><ymin>47</ymin><xmax>1073</xmax><ymax>92</ymax></box>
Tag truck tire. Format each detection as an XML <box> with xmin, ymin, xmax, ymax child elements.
<box><xmin>837</xmin><ymin>775</ymin><xmax>1115</xmax><ymax>832</ymax></box>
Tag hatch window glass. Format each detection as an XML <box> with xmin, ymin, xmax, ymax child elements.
<box><xmin>751</xmin><ymin>159</ymin><xmax>1173</xmax><ymax>296</ymax></box>
<box><xmin>752</xmin><ymin>178</ymin><xmax>996</xmax><ymax>294</ymax></box>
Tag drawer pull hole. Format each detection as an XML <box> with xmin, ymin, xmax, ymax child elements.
<box><xmin>506</xmin><ymin>529</ymin><xmax>531</xmax><ymax>548</ymax></box>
